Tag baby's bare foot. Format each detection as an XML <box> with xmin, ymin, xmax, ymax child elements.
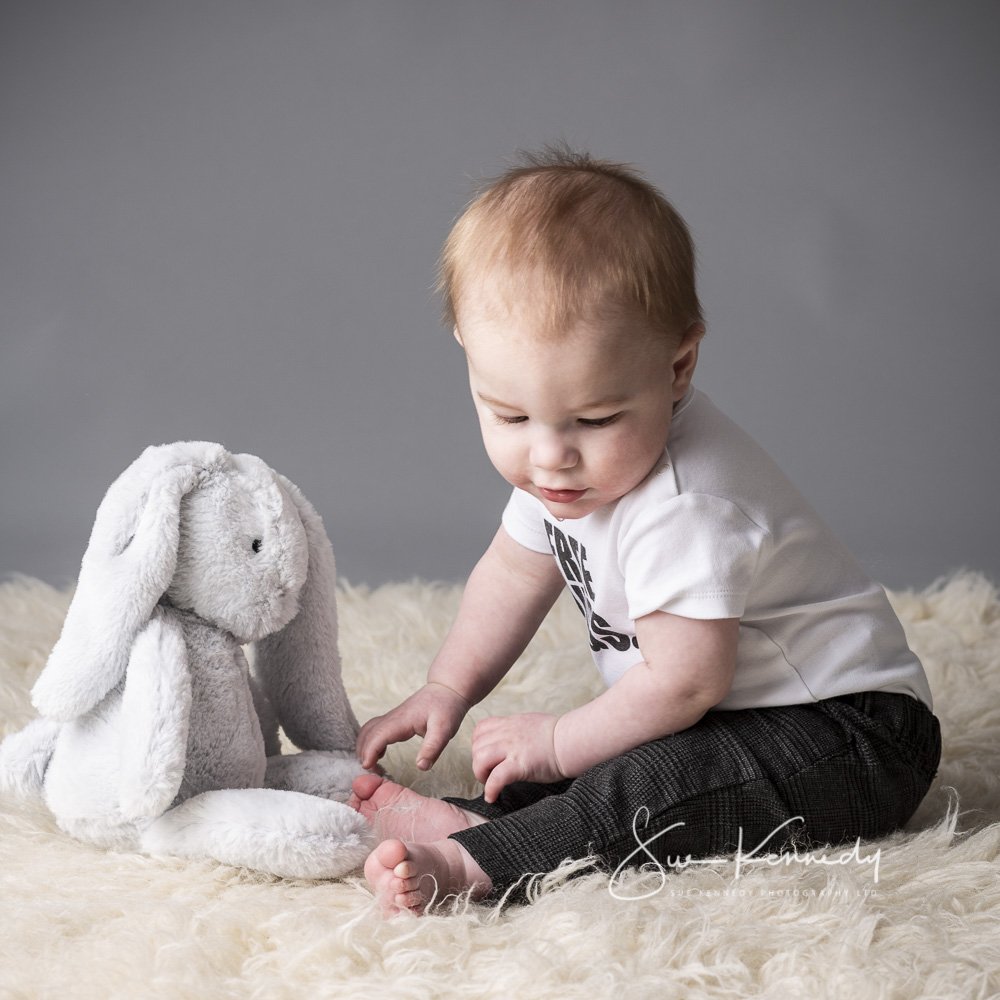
<box><xmin>364</xmin><ymin>838</ymin><xmax>493</xmax><ymax>915</ymax></box>
<box><xmin>349</xmin><ymin>775</ymin><xmax>486</xmax><ymax>842</ymax></box>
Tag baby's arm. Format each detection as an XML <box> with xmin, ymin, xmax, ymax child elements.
<box><xmin>553</xmin><ymin>611</ymin><xmax>738</xmax><ymax>775</ymax></box>
<box><xmin>356</xmin><ymin>527</ymin><xmax>563</xmax><ymax>770</ymax></box>
<box><xmin>472</xmin><ymin>611</ymin><xmax>738</xmax><ymax>800</ymax></box>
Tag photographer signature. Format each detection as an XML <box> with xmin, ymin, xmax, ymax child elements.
<box><xmin>608</xmin><ymin>807</ymin><xmax>882</xmax><ymax>900</ymax></box>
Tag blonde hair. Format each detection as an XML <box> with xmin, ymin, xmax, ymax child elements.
<box><xmin>438</xmin><ymin>146</ymin><xmax>703</xmax><ymax>341</ymax></box>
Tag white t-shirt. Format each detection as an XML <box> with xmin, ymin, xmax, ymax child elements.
<box><xmin>502</xmin><ymin>388</ymin><xmax>933</xmax><ymax>710</ymax></box>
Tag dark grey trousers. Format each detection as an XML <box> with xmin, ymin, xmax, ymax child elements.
<box><xmin>446</xmin><ymin>691</ymin><xmax>941</xmax><ymax>903</ymax></box>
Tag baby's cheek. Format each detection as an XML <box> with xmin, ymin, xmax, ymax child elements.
<box><xmin>598</xmin><ymin>434</ymin><xmax>636</xmax><ymax>470</ymax></box>
<box><xmin>605</xmin><ymin>435</ymin><xmax>659</xmax><ymax>487</ymax></box>
<box><xmin>484</xmin><ymin>438</ymin><xmax>520</xmax><ymax>479</ymax></box>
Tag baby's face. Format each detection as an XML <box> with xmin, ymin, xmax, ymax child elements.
<box><xmin>457</xmin><ymin>298</ymin><xmax>694</xmax><ymax>520</ymax></box>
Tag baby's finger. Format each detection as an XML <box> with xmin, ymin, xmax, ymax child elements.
<box><xmin>419</xmin><ymin>709</ymin><xmax>461</xmax><ymax>767</ymax></box>
<box><xmin>472</xmin><ymin>742</ymin><xmax>505</xmax><ymax>785</ymax></box>
<box><xmin>472</xmin><ymin>715</ymin><xmax>502</xmax><ymax>740</ymax></box>
<box><xmin>355</xmin><ymin>721</ymin><xmax>376</xmax><ymax>760</ymax></box>
<box><xmin>416</xmin><ymin>728</ymin><xmax>449</xmax><ymax>770</ymax></box>
<box><xmin>483</xmin><ymin>760</ymin><xmax>516</xmax><ymax>804</ymax></box>
<box><xmin>470</xmin><ymin>719</ymin><xmax>503</xmax><ymax>755</ymax></box>
<box><xmin>357</xmin><ymin>715</ymin><xmax>415</xmax><ymax>768</ymax></box>
<box><xmin>356</xmin><ymin>730</ymin><xmax>386</xmax><ymax>769</ymax></box>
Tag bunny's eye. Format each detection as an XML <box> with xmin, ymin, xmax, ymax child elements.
<box><xmin>251</xmin><ymin>539</ymin><xmax>263</xmax><ymax>554</ymax></box>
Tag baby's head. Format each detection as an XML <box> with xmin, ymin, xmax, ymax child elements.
<box><xmin>439</xmin><ymin>145</ymin><xmax>703</xmax><ymax>349</ymax></box>
<box><xmin>440</xmin><ymin>148</ymin><xmax>707</xmax><ymax>519</ymax></box>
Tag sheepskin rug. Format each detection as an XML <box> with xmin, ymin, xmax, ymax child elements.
<box><xmin>2</xmin><ymin>572</ymin><xmax>999</xmax><ymax>999</ymax></box>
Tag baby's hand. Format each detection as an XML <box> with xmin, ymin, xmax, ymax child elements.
<box><xmin>356</xmin><ymin>682</ymin><xmax>470</xmax><ymax>771</ymax></box>
<box><xmin>471</xmin><ymin>713</ymin><xmax>566</xmax><ymax>803</ymax></box>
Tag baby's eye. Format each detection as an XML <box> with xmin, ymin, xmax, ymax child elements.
<box><xmin>578</xmin><ymin>413</ymin><xmax>622</xmax><ymax>428</ymax></box>
<box><xmin>492</xmin><ymin>413</ymin><xmax>528</xmax><ymax>425</ymax></box>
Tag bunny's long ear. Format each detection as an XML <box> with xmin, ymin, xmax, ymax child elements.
<box><xmin>253</xmin><ymin>474</ymin><xmax>359</xmax><ymax>753</ymax></box>
<box><xmin>31</xmin><ymin>443</ymin><xmax>223</xmax><ymax>721</ymax></box>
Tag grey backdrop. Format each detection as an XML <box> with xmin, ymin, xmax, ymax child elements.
<box><xmin>2</xmin><ymin>1</ymin><xmax>998</xmax><ymax>591</ymax></box>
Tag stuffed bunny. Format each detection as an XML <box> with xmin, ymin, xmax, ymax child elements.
<box><xmin>0</xmin><ymin>442</ymin><xmax>375</xmax><ymax>879</ymax></box>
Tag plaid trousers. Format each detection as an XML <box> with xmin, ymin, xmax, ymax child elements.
<box><xmin>446</xmin><ymin>691</ymin><xmax>941</xmax><ymax>903</ymax></box>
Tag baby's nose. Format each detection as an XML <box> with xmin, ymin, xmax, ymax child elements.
<box><xmin>530</xmin><ymin>431</ymin><xmax>579</xmax><ymax>471</ymax></box>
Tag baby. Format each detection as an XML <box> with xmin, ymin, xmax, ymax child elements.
<box><xmin>350</xmin><ymin>148</ymin><xmax>941</xmax><ymax>915</ymax></box>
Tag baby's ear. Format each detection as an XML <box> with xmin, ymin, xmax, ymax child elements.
<box><xmin>671</xmin><ymin>323</ymin><xmax>705</xmax><ymax>400</ymax></box>
<box><xmin>252</xmin><ymin>473</ymin><xmax>359</xmax><ymax>753</ymax></box>
<box><xmin>31</xmin><ymin>443</ymin><xmax>221</xmax><ymax>721</ymax></box>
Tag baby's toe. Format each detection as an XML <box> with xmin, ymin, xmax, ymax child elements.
<box><xmin>395</xmin><ymin>887</ymin><xmax>429</xmax><ymax>913</ymax></box>
<box><xmin>392</xmin><ymin>858</ymin><xmax>417</xmax><ymax>880</ymax></box>
<box><xmin>351</xmin><ymin>773</ymin><xmax>386</xmax><ymax>802</ymax></box>
<box><xmin>374</xmin><ymin>838</ymin><xmax>410</xmax><ymax>871</ymax></box>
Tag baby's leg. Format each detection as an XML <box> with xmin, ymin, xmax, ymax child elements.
<box><xmin>447</xmin><ymin>692</ymin><xmax>940</xmax><ymax>903</ymax></box>
<box><xmin>364</xmin><ymin>838</ymin><xmax>493</xmax><ymax>915</ymax></box>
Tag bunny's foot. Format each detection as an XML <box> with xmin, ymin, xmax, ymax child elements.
<box><xmin>141</xmin><ymin>787</ymin><xmax>373</xmax><ymax>879</ymax></box>
<box><xmin>364</xmin><ymin>837</ymin><xmax>492</xmax><ymax>915</ymax></box>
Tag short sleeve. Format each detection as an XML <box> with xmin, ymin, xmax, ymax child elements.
<box><xmin>501</xmin><ymin>489</ymin><xmax>553</xmax><ymax>555</ymax></box>
<box><xmin>619</xmin><ymin>493</ymin><xmax>767</xmax><ymax>621</ymax></box>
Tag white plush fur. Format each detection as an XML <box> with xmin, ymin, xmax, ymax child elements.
<box><xmin>0</xmin><ymin>443</ymin><xmax>370</xmax><ymax>878</ymax></box>
<box><xmin>2</xmin><ymin>572</ymin><xmax>999</xmax><ymax>997</ymax></box>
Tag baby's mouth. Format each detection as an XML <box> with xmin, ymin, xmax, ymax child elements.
<box><xmin>539</xmin><ymin>487</ymin><xmax>586</xmax><ymax>504</ymax></box>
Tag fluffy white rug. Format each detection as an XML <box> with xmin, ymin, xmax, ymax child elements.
<box><xmin>1</xmin><ymin>573</ymin><xmax>998</xmax><ymax>999</ymax></box>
